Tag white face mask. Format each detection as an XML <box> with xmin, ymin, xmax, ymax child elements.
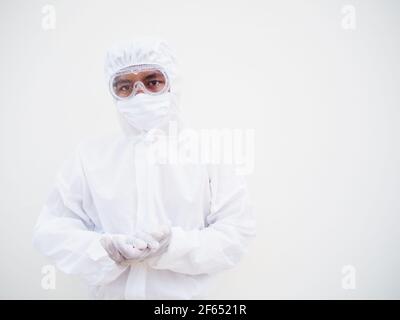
<box><xmin>116</xmin><ymin>93</ymin><xmax>172</xmax><ymax>132</ymax></box>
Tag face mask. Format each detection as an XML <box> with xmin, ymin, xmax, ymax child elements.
<box><xmin>116</xmin><ymin>93</ymin><xmax>172</xmax><ymax>132</ymax></box>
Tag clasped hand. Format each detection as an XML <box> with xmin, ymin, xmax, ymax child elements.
<box><xmin>100</xmin><ymin>226</ymin><xmax>170</xmax><ymax>266</ymax></box>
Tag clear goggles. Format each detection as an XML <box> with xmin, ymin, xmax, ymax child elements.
<box><xmin>109</xmin><ymin>64</ymin><xmax>170</xmax><ymax>100</ymax></box>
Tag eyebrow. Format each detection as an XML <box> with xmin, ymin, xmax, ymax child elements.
<box><xmin>143</xmin><ymin>72</ymin><xmax>163</xmax><ymax>80</ymax></box>
<box><xmin>114</xmin><ymin>79</ymin><xmax>131</xmax><ymax>85</ymax></box>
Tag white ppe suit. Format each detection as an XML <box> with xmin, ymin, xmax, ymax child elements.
<box><xmin>33</xmin><ymin>39</ymin><xmax>256</xmax><ymax>299</ymax></box>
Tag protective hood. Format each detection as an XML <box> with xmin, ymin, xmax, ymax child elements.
<box><xmin>104</xmin><ymin>38</ymin><xmax>182</xmax><ymax>138</ymax></box>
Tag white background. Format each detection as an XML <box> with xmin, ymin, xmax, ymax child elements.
<box><xmin>0</xmin><ymin>0</ymin><xmax>399</xmax><ymax>299</ymax></box>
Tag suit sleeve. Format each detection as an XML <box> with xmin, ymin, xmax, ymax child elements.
<box><xmin>148</xmin><ymin>164</ymin><xmax>256</xmax><ymax>275</ymax></box>
<box><xmin>33</xmin><ymin>145</ymin><xmax>128</xmax><ymax>286</ymax></box>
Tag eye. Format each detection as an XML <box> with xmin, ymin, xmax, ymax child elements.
<box><xmin>114</xmin><ymin>82</ymin><xmax>132</xmax><ymax>97</ymax></box>
<box><xmin>147</xmin><ymin>80</ymin><xmax>162</xmax><ymax>87</ymax></box>
<box><xmin>115</xmin><ymin>83</ymin><xmax>132</xmax><ymax>94</ymax></box>
<box><xmin>119</xmin><ymin>85</ymin><xmax>130</xmax><ymax>91</ymax></box>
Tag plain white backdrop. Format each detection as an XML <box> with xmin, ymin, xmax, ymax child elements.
<box><xmin>0</xmin><ymin>0</ymin><xmax>399</xmax><ymax>299</ymax></box>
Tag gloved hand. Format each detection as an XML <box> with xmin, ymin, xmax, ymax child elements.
<box><xmin>100</xmin><ymin>226</ymin><xmax>171</xmax><ymax>266</ymax></box>
<box><xmin>100</xmin><ymin>232</ymin><xmax>159</xmax><ymax>265</ymax></box>
<box><xmin>142</xmin><ymin>225</ymin><xmax>171</xmax><ymax>260</ymax></box>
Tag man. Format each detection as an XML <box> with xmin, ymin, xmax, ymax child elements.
<box><xmin>33</xmin><ymin>38</ymin><xmax>256</xmax><ymax>299</ymax></box>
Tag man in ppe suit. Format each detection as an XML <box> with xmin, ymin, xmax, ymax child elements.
<box><xmin>33</xmin><ymin>38</ymin><xmax>256</xmax><ymax>299</ymax></box>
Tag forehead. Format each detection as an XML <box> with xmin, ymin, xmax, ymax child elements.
<box><xmin>113</xmin><ymin>70</ymin><xmax>164</xmax><ymax>82</ymax></box>
<box><xmin>117</xmin><ymin>63</ymin><xmax>165</xmax><ymax>75</ymax></box>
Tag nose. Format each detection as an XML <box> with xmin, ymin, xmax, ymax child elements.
<box><xmin>133</xmin><ymin>82</ymin><xmax>146</xmax><ymax>96</ymax></box>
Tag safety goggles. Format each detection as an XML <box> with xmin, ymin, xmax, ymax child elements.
<box><xmin>109</xmin><ymin>64</ymin><xmax>170</xmax><ymax>100</ymax></box>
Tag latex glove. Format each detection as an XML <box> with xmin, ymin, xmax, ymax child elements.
<box><xmin>100</xmin><ymin>226</ymin><xmax>171</xmax><ymax>266</ymax></box>
<box><xmin>100</xmin><ymin>234</ymin><xmax>154</xmax><ymax>264</ymax></box>
<box><xmin>141</xmin><ymin>225</ymin><xmax>171</xmax><ymax>260</ymax></box>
